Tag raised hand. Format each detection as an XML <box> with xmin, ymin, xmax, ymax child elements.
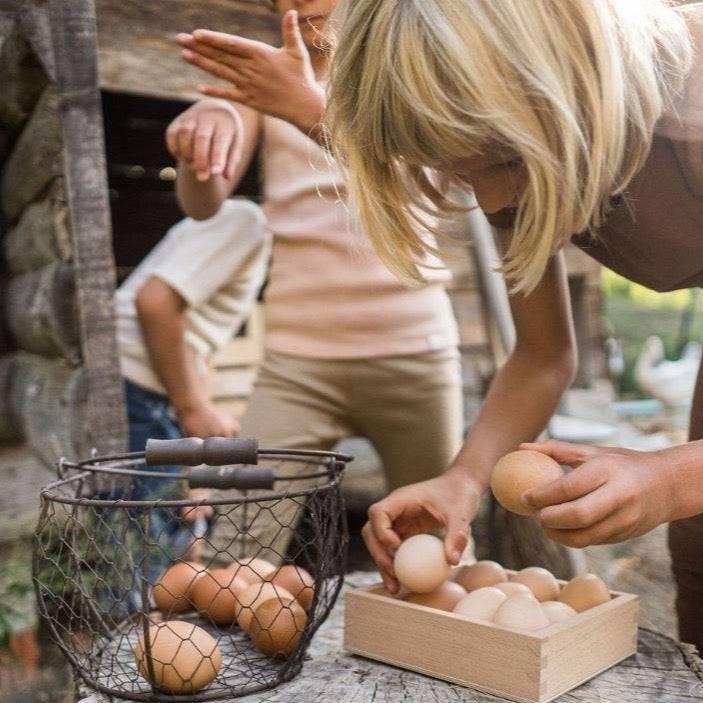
<box><xmin>176</xmin><ymin>11</ymin><xmax>326</xmax><ymax>134</ymax></box>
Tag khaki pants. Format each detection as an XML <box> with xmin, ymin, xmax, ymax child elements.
<box><xmin>207</xmin><ymin>347</ymin><xmax>464</xmax><ymax>563</ymax></box>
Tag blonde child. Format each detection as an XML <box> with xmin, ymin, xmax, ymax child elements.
<box><xmin>183</xmin><ymin>0</ymin><xmax>703</xmax><ymax>647</ymax></box>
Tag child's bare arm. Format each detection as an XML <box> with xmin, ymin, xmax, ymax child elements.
<box><xmin>166</xmin><ymin>98</ymin><xmax>262</xmax><ymax>220</ymax></box>
<box><xmin>135</xmin><ymin>276</ymin><xmax>239</xmax><ymax>438</ymax></box>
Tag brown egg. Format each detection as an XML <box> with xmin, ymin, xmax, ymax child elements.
<box><xmin>153</xmin><ymin>562</ymin><xmax>204</xmax><ymax>614</ymax></box>
<box><xmin>249</xmin><ymin>597</ymin><xmax>308</xmax><ymax>658</ymax></box>
<box><xmin>541</xmin><ymin>600</ymin><xmax>577</xmax><ymax>624</ymax></box>
<box><xmin>510</xmin><ymin>567</ymin><xmax>560</xmax><ymax>602</ymax></box>
<box><xmin>558</xmin><ymin>573</ymin><xmax>611</xmax><ymax>613</ymax></box>
<box><xmin>227</xmin><ymin>557</ymin><xmax>276</xmax><ymax>585</ymax></box>
<box><xmin>453</xmin><ymin>560</ymin><xmax>507</xmax><ymax>592</ymax></box>
<box><xmin>235</xmin><ymin>581</ymin><xmax>295</xmax><ymax>632</ymax></box>
<box><xmin>404</xmin><ymin>581</ymin><xmax>467</xmax><ymax>611</ymax></box>
<box><xmin>270</xmin><ymin>565</ymin><xmax>315</xmax><ymax>611</ymax></box>
<box><xmin>134</xmin><ymin>620</ymin><xmax>222</xmax><ymax>694</ymax></box>
<box><xmin>493</xmin><ymin>595</ymin><xmax>550</xmax><ymax>631</ymax></box>
<box><xmin>490</xmin><ymin>450</ymin><xmax>564</xmax><ymax>516</ymax></box>
<box><xmin>494</xmin><ymin>582</ymin><xmax>535</xmax><ymax>599</ymax></box>
<box><xmin>191</xmin><ymin>569</ymin><xmax>248</xmax><ymax>626</ymax></box>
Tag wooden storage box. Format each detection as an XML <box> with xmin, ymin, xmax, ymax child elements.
<box><xmin>344</xmin><ymin>574</ymin><xmax>638</xmax><ymax>703</ymax></box>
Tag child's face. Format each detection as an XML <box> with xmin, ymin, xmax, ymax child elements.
<box><xmin>450</xmin><ymin>153</ymin><xmax>526</xmax><ymax>228</ymax></box>
<box><xmin>275</xmin><ymin>0</ymin><xmax>338</xmax><ymax>50</ymax></box>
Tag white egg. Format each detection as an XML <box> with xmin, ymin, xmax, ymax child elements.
<box><xmin>393</xmin><ymin>534</ymin><xmax>451</xmax><ymax>594</ymax></box>
<box><xmin>452</xmin><ymin>587</ymin><xmax>507</xmax><ymax>621</ymax></box>
<box><xmin>541</xmin><ymin>600</ymin><xmax>577</xmax><ymax>624</ymax></box>
<box><xmin>493</xmin><ymin>595</ymin><xmax>550</xmax><ymax>631</ymax></box>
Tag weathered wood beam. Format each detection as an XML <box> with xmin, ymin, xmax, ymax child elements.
<box><xmin>3</xmin><ymin>178</ymin><xmax>71</xmax><ymax>275</ymax></box>
<box><xmin>1</xmin><ymin>87</ymin><xmax>62</xmax><ymax>224</ymax></box>
<box><xmin>96</xmin><ymin>0</ymin><xmax>279</xmax><ymax>100</ymax></box>
<box><xmin>2</xmin><ymin>352</ymin><xmax>90</xmax><ymax>467</ymax></box>
<box><xmin>5</xmin><ymin>262</ymin><xmax>81</xmax><ymax>364</ymax></box>
<box><xmin>48</xmin><ymin>0</ymin><xmax>127</xmax><ymax>455</ymax></box>
<box><xmin>0</xmin><ymin>18</ymin><xmax>51</xmax><ymax>151</ymax></box>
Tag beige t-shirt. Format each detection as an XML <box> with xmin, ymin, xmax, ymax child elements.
<box><xmin>115</xmin><ymin>199</ymin><xmax>269</xmax><ymax>394</ymax></box>
<box><xmin>260</xmin><ymin>115</ymin><xmax>459</xmax><ymax>358</ymax></box>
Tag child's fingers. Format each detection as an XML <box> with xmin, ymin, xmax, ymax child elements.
<box><xmin>523</xmin><ymin>462</ymin><xmax>607</xmax><ymax>510</ymax></box>
<box><xmin>165</xmin><ymin>122</ymin><xmax>181</xmax><ymax>159</ymax></box>
<box><xmin>181</xmin><ymin>39</ymin><xmax>249</xmax><ymax>70</ymax></box>
<box><xmin>192</xmin><ymin>120</ymin><xmax>216</xmax><ymax>180</ymax></box>
<box><xmin>224</xmin><ymin>134</ymin><xmax>240</xmax><ymax>180</ymax></box>
<box><xmin>182</xmin><ymin>49</ymin><xmax>242</xmax><ymax>86</ymax></box>
<box><xmin>209</xmin><ymin>122</ymin><xmax>234</xmax><ymax>177</ymax></box>
<box><xmin>176</xmin><ymin>120</ymin><xmax>196</xmax><ymax>164</ymax></box>
<box><xmin>537</xmin><ymin>485</ymin><xmax>618</xmax><ymax>531</ymax></box>
<box><xmin>192</xmin><ymin>28</ymin><xmax>267</xmax><ymax>59</ymax></box>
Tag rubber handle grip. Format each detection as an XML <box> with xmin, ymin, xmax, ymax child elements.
<box><xmin>188</xmin><ymin>465</ymin><xmax>275</xmax><ymax>490</ymax></box>
<box><xmin>145</xmin><ymin>437</ymin><xmax>259</xmax><ymax>467</ymax></box>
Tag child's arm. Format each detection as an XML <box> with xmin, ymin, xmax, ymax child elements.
<box><xmin>166</xmin><ymin>98</ymin><xmax>262</xmax><ymax>220</ymax></box>
<box><xmin>136</xmin><ymin>276</ymin><xmax>239</xmax><ymax>438</ymax></box>
<box><xmin>520</xmin><ymin>439</ymin><xmax>703</xmax><ymax>547</ymax></box>
<box><xmin>176</xmin><ymin>12</ymin><xmax>326</xmax><ymax>143</ymax></box>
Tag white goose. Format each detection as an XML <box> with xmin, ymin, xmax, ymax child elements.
<box><xmin>634</xmin><ymin>335</ymin><xmax>701</xmax><ymax>408</ymax></box>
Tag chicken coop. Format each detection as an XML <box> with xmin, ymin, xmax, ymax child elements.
<box><xmin>0</xmin><ymin>0</ymin><xmax>604</xmax><ymax>552</ymax></box>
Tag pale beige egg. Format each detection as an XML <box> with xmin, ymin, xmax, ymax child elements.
<box><xmin>269</xmin><ymin>565</ymin><xmax>315</xmax><ymax>611</ymax></box>
<box><xmin>490</xmin><ymin>450</ymin><xmax>564</xmax><ymax>516</ymax></box>
<box><xmin>191</xmin><ymin>569</ymin><xmax>248</xmax><ymax>626</ymax></box>
<box><xmin>153</xmin><ymin>562</ymin><xmax>205</xmax><ymax>615</ymax></box>
<box><xmin>453</xmin><ymin>560</ymin><xmax>507</xmax><ymax>592</ymax></box>
<box><xmin>511</xmin><ymin>567</ymin><xmax>560</xmax><ymax>602</ymax></box>
<box><xmin>393</xmin><ymin>534</ymin><xmax>451</xmax><ymax>594</ymax></box>
<box><xmin>493</xmin><ymin>595</ymin><xmax>550</xmax><ymax>631</ymax></box>
<box><xmin>404</xmin><ymin>581</ymin><xmax>467</xmax><ymax>611</ymax></box>
<box><xmin>235</xmin><ymin>581</ymin><xmax>295</xmax><ymax>631</ymax></box>
<box><xmin>134</xmin><ymin>621</ymin><xmax>221</xmax><ymax>694</ymax></box>
<box><xmin>558</xmin><ymin>574</ymin><xmax>610</xmax><ymax>613</ymax></box>
<box><xmin>494</xmin><ymin>581</ymin><xmax>535</xmax><ymax>599</ymax></box>
<box><xmin>227</xmin><ymin>557</ymin><xmax>276</xmax><ymax>585</ymax></box>
<box><xmin>452</xmin><ymin>587</ymin><xmax>507</xmax><ymax>621</ymax></box>
<box><xmin>541</xmin><ymin>600</ymin><xmax>577</xmax><ymax>624</ymax></box>
<box><xmin>249</xmin><ymin>598</ymin><xmax>308</xmax><ymax>658</ymax></box>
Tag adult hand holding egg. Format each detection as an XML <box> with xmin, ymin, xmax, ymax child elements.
<box><xmin>362</xmin><ymin>472</ymin><xmax>482</xmax><ymax>593</ymax></box>
<box><xmin>519</xmin><ymin>440</ymin><xmax>673</xmax><ymax>547</ymax></box>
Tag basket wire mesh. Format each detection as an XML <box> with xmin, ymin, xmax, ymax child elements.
<box><xmin>33</xmin><ymin>438</ymin><xmax>351</xmax><ymax>701</ymax></box>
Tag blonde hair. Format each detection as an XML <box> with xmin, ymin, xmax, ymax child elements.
<box><xmin>327</xmin><ymin>0</ymin><xmax>694</xmax><ymax>293</ymax></box>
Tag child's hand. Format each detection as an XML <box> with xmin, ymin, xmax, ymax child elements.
<box><xmin>176</xmin><ymin>11</ymin><xmax>325</xmax><ymax>133</ymax></box>
<box><xmin>165</xmin><ymin>98</ymin><xmax>244</xmax><ymax>181</ymax></box>
<box><xmin>521</xmin><ymin>440</ymin><xmax>673</xmax><ymax>547</ymax></box>
<box><xmin>362</xmin><ymin>471</ymin><xmax>481</xmax><ymax>593</ymax></box>
<box><xmin>177</xmin><ymin>402</ymin><xmax>240</xmax><ymax>439</ymax></box>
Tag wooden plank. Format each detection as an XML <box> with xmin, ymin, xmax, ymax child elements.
<box><xmin>0</xmin><ymin>443</ymin><xmax>52</xmax><ymax>541</ymax></box>
<box><xmin>0</xmin><ymin>17</ymin><xmax>51</xmax><ymax>148</ymax></box>
<box><xmin>0</xmin><ymin>86</ymin><xmax>61</xmax><ymax>224</ymax></box>
<box><xmin>48</xmin><ymin>0</ymin><xmax>127</xmax><ymax>456</ymax></box>
<box><xmin>3</xmin><ymin>178</ymin><xmax>72</xmax><ymax>275</ymax></box>
<box><xmin>4</xmin><ymin>352</ymin><xmax>89</xmax><ymax>467</ymax></box>
<box><xmin>95</xmin><ymin>0</ymin><xmax>280</xmax><ymax>101</ymax></box>
<box><xmin>5</xmin><ymin>262</ymin><xmax>81</xmax><ymax>364</ymax></box>
<box><xmin>77</xmin><ymin>572</ymin><xmax>703</xmax><ymax>703</ymax></box>
<box><xmin>15</xmin><ymin>0</ymin><xmax>55</xmax><ymax>81</ymax></box>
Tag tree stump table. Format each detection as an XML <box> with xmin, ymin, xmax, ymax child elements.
<box><xmin>77</xmin><ymin>572</ymin><xmax>703</xmax><ymax>703</ymax></box>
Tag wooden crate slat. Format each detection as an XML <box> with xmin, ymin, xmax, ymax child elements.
<box><xmin>1</xmin><ymin>86</ymin><xmax>61</xmax><ymax>224</ymax></box>
<box><xmin>5</xmin><ymin>261</ymin><xmax>81</xmax><ymax>364</ymax></box>
<box><xmin>95</xmin><ymin>0</ymin><xmax>279</xmax><ymax>101</ymax></box>
<box><xmin>16</xmin><ymin>0</ymin><xmax>55</xmax><ymax>81</ymax></box>
<box><xmin>3</xmin><ymin>178</ymin><xmax>71</xmax><ymax>275</ymax></box>
<box><xmin>48</xmin><ymin>0</ymin><xmax>127</xmax><ymax>456</ymax></box>
<box><xmin>4</xmin><ymin>352</ymin><xmax>89</xmax><ymax>466</ymax></box>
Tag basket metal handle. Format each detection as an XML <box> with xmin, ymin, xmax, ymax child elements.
<box><xmin>145</xmin><ymin>437</ymin><xmax>259</xmax><ymax>467</ymax></box>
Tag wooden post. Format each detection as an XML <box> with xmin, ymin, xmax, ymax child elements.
<box><xmin>48</xmin><ymin>0</ymin><xmax>127</xmax><ymax>455</ymax></box>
